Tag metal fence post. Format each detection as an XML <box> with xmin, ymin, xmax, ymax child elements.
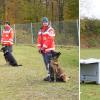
<box><xmin>76</xmin><ymin>19</ymin><xmax>79</xmax><ymax>45</ymax></box>
<box><xmin>0</xmin><ymin>25</ymin><xmax>1</xmax><ymax>41</ymax></box>
<box><xmin>14</xmin><ymin>24</ymin><xmax>16</xmax><ymax>44</ymax></box>
<box><xmin>31</xmin><ymin>22</ymin><xmax>34</xmax><ymax>44</ymax></box>
<box><xmin>8</xmin><ymin>20</ymin><xmax>79</xmax><ymax>46</ymax></box>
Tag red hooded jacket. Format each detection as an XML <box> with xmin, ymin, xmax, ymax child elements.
<box><xmin>1</xmin><ymin>25</ymin><xmax>14</xmax><ymax>46</ymax></box>
<box><xmin>37</xmin><ymin>26</ymin><xmax>55</xmax><ymax>53</ymax></box>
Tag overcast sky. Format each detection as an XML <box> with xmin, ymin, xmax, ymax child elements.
<box><xmin>80</xmin><ymin>0</ymin><xmax>100</xmax><ymax>19</ymax></box>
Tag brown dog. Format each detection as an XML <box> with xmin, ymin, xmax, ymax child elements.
<box><xmin>49</xmin><ymin>52</ymin><xmax>69</xmax><ymax>82</ymax></box>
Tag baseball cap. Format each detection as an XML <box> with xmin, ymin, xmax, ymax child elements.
<box><xmin>42</xmin><ymin>17</ymin><xmax>49</xmax><ymax>23</ymax></box>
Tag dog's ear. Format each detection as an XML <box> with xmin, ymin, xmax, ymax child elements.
<box><xmin>0</xmin><ymin>47</ymin><xmax>4</xmax><ymax>52</ymax></box>
<box><xmin>56</xmin><ymin>52</ymin><xmax>61</xmax><ymax>58</ymax></box>
<box><xmin>1</xmin><ymin>46</ymin><xmax>5</xmax><ymax>50</ymax></box>
<box><xmin>51</xmin><ymin>51</ymin><xmax>61</xmax><ymax>59</ymax></box>
<box><xmin>58</xmin><ymin>52</ymin><xmax>61</xmax><ymax>56</ymax></box>
<box><xmin>1</xmin><ymin>46</ymin><xmax>7</xmax><ymax>52</ymax></box>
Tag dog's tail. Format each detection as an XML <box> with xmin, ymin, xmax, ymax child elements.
<box><xmin>13</xmin><ymin>64</ymin><xmax>22</xmax><ymax>67</ymax></box>
<box><xmin>17</xmin><ymin>64</ymin><xmax>22</xmax><ymax>66</ymax></box>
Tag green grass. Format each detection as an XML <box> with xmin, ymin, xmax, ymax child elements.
<box><xmin>0</xmin><ymin>45</ymin><xmax>79</xmax><ymax>100</ymax></box>
<box><xmin>80</xmin><ymin>48</ymin><xmax>100</xmax><ymax>100</ymax></box>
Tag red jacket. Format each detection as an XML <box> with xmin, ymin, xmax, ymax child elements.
<box><xmin>37</xmin><ymin>26</ymin><xmax>55</xmax><ymax>53</ymax></box>
<box><xmin>1</xmin><ymin>28</ymin><xmax>14</xmax><ymax>46</ymax></box>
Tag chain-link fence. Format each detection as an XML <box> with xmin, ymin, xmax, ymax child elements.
<box><xmin>0</xmin><ymin>20</ymin><xmax>79</xmax><ymax>46</ymax></box>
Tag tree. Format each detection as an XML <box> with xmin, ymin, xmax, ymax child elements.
<box><xmin>0</xmin><ymin>0</ymin><xmax>79</xmax><ymax>24</ymax></box>
<box><xmin>64</xmin><ymin>0</ymin><xmax>79</xmax><ymax>19</ymax></box>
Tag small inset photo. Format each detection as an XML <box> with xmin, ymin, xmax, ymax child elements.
<box><xmin>80</xmin><ymin>0</ymin><xmax>100</xmax><ymax>100</ymax></box>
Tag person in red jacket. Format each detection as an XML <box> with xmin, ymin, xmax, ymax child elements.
<box><xmin>1</xmin><ymin>21</ymin><xmax>14</xmax><ymax>62</ymax></box>
<box><xmin>1</xmin><ymin>22</ymin><xmax>14</xmax><ymax>52</ymax></box>
<box><xmin>37</xmin><ymin>17</ymin><xmax>56</xmax><ymax>81</ymax></box>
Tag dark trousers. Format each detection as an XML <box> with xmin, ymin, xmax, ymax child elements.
<box><xmin>42</xmin><ymin>51</ymin><xmax>54</xmax><ymax>76</ymax></box>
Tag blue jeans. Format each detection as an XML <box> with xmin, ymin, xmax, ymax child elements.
<box><xmin>42</xmin><ymin>51</ymin><xmax>55</xmax><ymax>78</ymax></box>
<box><xmin>42</xmin><ymin>51</ymin><xmax>52</xmax><ymax>71</ymax></box>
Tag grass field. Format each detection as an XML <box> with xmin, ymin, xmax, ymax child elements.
<box><xmin>0</xmin><ymin>45</ymin><xmax>79</xmax><ymax>100</ymax></box>
<box><xmin>80</xmin><ymin>48</ymin><xmax>100</xmax><ymax>100</ymax></box>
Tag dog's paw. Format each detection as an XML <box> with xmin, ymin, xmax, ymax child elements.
<box><xmin>64</xmin><ymin>77</ymin><xmax>70</xmax><ymax>82</ymax></box>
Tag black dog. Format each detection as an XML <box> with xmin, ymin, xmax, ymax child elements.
<box><xmin>1</xmin><ymin>46</ymin><xmax>22</xmax><ymax>66</ymax></box>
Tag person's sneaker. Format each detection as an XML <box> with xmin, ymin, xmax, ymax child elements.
<box><xmin>43</xmin><ymin>76</ymin><xmax>50</xmax><ymax>81</ymax></box>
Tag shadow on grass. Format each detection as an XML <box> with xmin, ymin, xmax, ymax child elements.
<box><xmin>0</xmin><ymin>64</ymin><xmax>20</xmax><ymax>68</ymax></box>
<box><xmin>30</xmin><ymin>79</ymin><xmax>68</xmax><ymax>85</ymax></box>
<box><xmin>81</xmin><ymin>81</ymin><xmax>97</xmax><ymax>85</ymax></box>
<box><xmin>0</xmin><ymin>64</ymin><xmax>10</xmax><ymax>67</ymax></box>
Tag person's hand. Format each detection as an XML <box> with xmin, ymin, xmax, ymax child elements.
<box><xmin>38</xmin><ymin>49</ymin><xmax>42</xmax><ymax>53</ymax></box>
<box><xmin>38</xmin><ymin>48</ymin><xmax>45</xmax><ymax>54</ymax></box>
<box><xmin>41</xmin><ymin>47</ymin><xmax>45</xmax><ymax>53</ymax></box>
